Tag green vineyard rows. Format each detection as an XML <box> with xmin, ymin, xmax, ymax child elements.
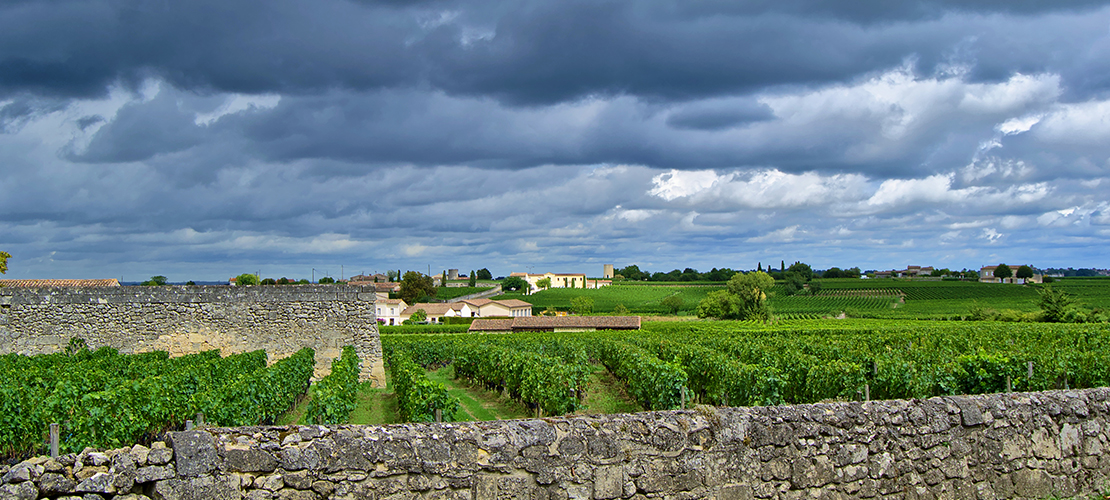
<box><xmin>383</xmin><ymin>319</ymin><xmax>1110</xmax><ymax>421</ymax></box>
<box><xmin>305</xmin><ymin>346</ymin><xmax>361</xmax><ymax>425</ymax></box>
<box><xmin>0</xmin><ymin>344</ymin><xmax>318</xmax><ymax>460</ymax></box>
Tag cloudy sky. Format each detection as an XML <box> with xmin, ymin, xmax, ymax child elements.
<box><xmin>2</xmin><ymin>0</ymin><xmax>1109</xmax><ymax>281</ymax></box>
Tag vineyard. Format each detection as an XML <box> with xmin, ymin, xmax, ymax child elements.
<box><xmin>381</xmin><ymin>319</ymin><xmax>1110</xmax><ymax>421</ymax></box>
<box><xmin>0</xmin><ymin>341</ymin><xmax>352</xmax><ymax>461</ymax></box>
<box><xmin>491</xmin><ymin>277</ymin><xmax>1110</xmax><ymax>319</ymax></box>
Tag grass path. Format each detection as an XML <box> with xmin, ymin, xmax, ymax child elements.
<box><xmin>577</xmin><ymin>363</ymin><xmax>640</xmax><ymax>415</ymax></box>
<box><xmin>281</xmin><ymin>362</ymin><xmax>640</xmax><ymax>425</ymax></box>
<box><xmin>427</xmin><ymin>365</ymin><xmax>530</xmax><ymax>421</ymax></box>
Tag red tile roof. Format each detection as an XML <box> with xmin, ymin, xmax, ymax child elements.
<box><xmin>469</xmin><ymin>316</ymin><xmax>641</xmax><ymax>332</ymax></box>
<box><xmin>0</xmin><ymin>279</ymin><xmax>121</xmax><ymax>288</ymax></box>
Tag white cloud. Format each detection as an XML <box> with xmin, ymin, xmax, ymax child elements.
<box><xmin>648</xmin><ymin>169</ymin><xmax>727</xmax><ymax>201</ymax></box>
<box><xmin>195</xmin><ymin>94</ymin><xmax>282</xmax><ymax>126</ymax></box>
<box><xmin>747</xmin><ymin>225</ymin><xmax>801</xmax><ymax>243</ymax></box>
<box><xmin>866</xmin><ymin>174</ymin><xmax>961</xmax><ymax>206</ymax></box>
<box><xmin>982</xmin><ymin>228</ymin><xmax>1003</xmax><ymax>242</ymax></box>
<box><xmin>996</xmin><ymin>114</ymin><xmax>1042</xmax><ymax>136</ymax></box>
<box><xmin>1034</xmin><ymin>99</ymin><xmax>1110</xmax><ymax>145</ymax></box>
<box><xmin>402</xmin><ymin>244</ymin><xmax>427</xmax><ymax>257</ymax></box>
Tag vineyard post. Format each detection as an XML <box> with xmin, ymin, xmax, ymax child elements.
<box><xmin>185</xmin><ymin>420</ymin><xmax>194</xmax><ymax>430</ymax></box>
<box><xmin>197</xmin><ymin>412</ymin><xmax>205</xmax><ymax>427</ymax></box>
<box><xmin>435</xmin><ymin>409</ymin><xmax>442</xmax><ymax>423</ymax></box>
<box><xmin>681</xmin><ymin>387</ymin><xmax>687</xmax><ymax>409</ymax></box>
<box><xmin>1006</xmin><ymin>376</ymin><xmax>1012</xmax><ymax>393</ymax></box>
<box><xmin>864</xmin><ymin>384</ymin><xmax>870</xmax><ymax>401</ymax></box>
<box><xmin>1027</xmin><ymin>361</ymin><xmax>1034</xmax><ymax>384</ymax></box>
<box><xmin>49</xmin><ymin>423</ymin><xmax>59</xmax><ymax>458</ymax></box>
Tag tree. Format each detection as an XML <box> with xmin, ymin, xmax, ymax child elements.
<box><xmin>535</xmin><ymin>277</ymin><xmax>552</xmax><ymax>291</ymax></box>
<box><xmin>260</xmin><ymin>278</ymin><xmax>277</xmax><ymax>285</ymax></box>
<box><xmin>1039</xmin><ymin>287</ymin><xmax>1076</xmax><ymax>323</ymax></box>
<box><xmin>995</xmin><ymin>264</ymin><xmax>1012</xmax><ymax>279</ymax></box>
<box><xmin>411</xmin><ymin>309</ymin><xmax>427</xmax><ymax>322</ymax></box>
<box><xmin>697</xmin><ymin>271</ymin><xmax>774</xmax><ymax>321</ymax></box>
<box><xmin>616</xmin><ymin>265</ymin><xmax>645</xmax><ymax>281</ymax></box>
<box><xmin>501</xmin><ymin>276</ymin><xmax>527</xmax><ymax>292</ymax></box>
<box><xmin>319</xmin><ymin>277</ymin><xmax>335</xmax><ymax>284</ymax></box>
<box><xmin>786</xmin><ymin>262</ymin><xmax>814</xmax><ymax>281</ymax></box>
<box><xmin>399</xmin><ymin>271</ymin><xmax>437</xmax><ymax>304</ymax></box>
<box><xmin>441</xmin><ymin>270</ymin><xmax>447</xmax><ymax>287</ymax></box>
<box><xmin>823</xmin><ymin>267</ymin><xmax>843</xmax><ymax>279</ymax></box>
<box><xmin>570</xmin><ymin>296</ymin><xmax>594</xmax><ymax>315</ymax></box>
<box><xmin>614</xmin><ymin>304</ymin><xmax>630</xmax><ymax>315</ymax></box>
<box><xmin>235</xmin><ymin>273</ymin><xmax>259</xmax><ymax>286</ymax></box>
<box><xmin>476</xmin><ymin>268</ymin><xmax>492</xmax><ymax>280</ymax></box>
<box><xmin>186</xmin><ymin>281</ymin><xmax>196</xmax><ymax>286</ymax></box>
<box><xmin>468</xmin><ymin>271</ymin><xmax>477</xmax><ymax>287</ymax></box>
<box><xmin>0</xmin><ymin>251</ymin><xmax>9</xmax><ymax>275</ymax></box>
<box><xmin>661</xmin><ymin>295</ymin><xmax>683</xmax><ymax>314</ymax></box>
<box><xmin>141</xmin><ymin>276</ymin><xmax>168</xmax><ymax>286</ymax></box>
<box><xmin>387</xmin><ymin>270</ymin><xmax>400</xmax><ymax>282</ymax></box>
<box><xmin>1016</xmin><ymin>265</ymin><xmax>1034</xmax><ymax>279</ymax></box>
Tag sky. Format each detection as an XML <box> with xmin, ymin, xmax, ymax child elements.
<box><xmin>2</xmin><ymin>0</ymin><xmax>1110</xmax><ymax>281</ymax></box>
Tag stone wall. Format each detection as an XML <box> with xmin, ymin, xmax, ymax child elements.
<box><xmin>3</xmin><ymin>388</ymin><xmax>1110</xmax><ymax>499</ymax></box>
<box><xmin>0</xmin><ymin>285</ymin><xmax>383</xmax><ymax>386</ymax></box>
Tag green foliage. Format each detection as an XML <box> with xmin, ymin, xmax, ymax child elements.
<box><xmin>500</xmin><ymin>276</ymin><xmax>527</xmax><ymax>292</ymax></box>
<box><xmin>400</xmin><ymin>271</ymin><xmax>437</xmax><ymax>304</ymax></box>
<box><xmin>235</xmin><ymin>273</ymin><xmax>260</xmax><ymax>286</ymax></box>
<box><xmin>198</xmin><ymin>348</ymin><xmax>315</xmax><ymax>427</ymax></box>
<box><xmin>698</xmin><ymin>272</ymin><xmax>773</xmax><ymax>321</ymax></box>
<box><xmin>570</xmin><ymin>296</ymin><xmax>594</xmax><ymax>315</ymax></box>
<box><xmin>1016</xmin><ymin>266</ymin><xmax>1034</xmax><ymax>279</ymax></box>
<box><xmin>389</xmin><ymin>351</ymin><xmax>459</xmax><ymax>422</ymax></box>
<box><xmin>661</xmin><ymin>295</ymin><xmax>683</xmax><ymax>314</ymax></box>
<box><xmin>140</xmin><ymin>276</ymin><xmax>168</xmax><ymax>286</ymax></box>
<box><xmin>260</xmin><ymin>278</ymin><xmax>277</xmax><ymax>285</ymax></box>
<box><xmin>476</xmin><ymin>268</ymin><xmax>493</xmax><ymax>280</ymax></box>
<box><xmin>305</xmin><ymin>346</ymin><xmax>361</xmax><ymax>424</ymax></box>
<box><xmin>0</xmin><ymin>251</ymin><xmax>9</xmax><ymax>274</ymax></box>
<box><xmin>318</xmin><ymin>277</ymin><xmax>336</xmax><ymax>284</ymax></box>
<box><xmin>786</xmin><ymin>262</ymin><xmax>814</xmax><ymax>281</ymax></box>
<box><xmin>1040</xmin><ymin>286</ymin><xmax>1077</xmax><ymax>323</ymax></box>
<box><xmin>380</xmin><ymin>324</ymin><xmax>471</xmax><ymax>335</ymax></box>
<box><xmin>597</xmin><ymin>340</ymin><xmax>686</xmax><ymax>410</ymax></box>
<box><xmin>536</xmin><ymin>277</ymin><xmax>552</xmax><ymax>290</ymax></box>
<box><xmin>995</xmin><ymin>264</ymin><xmax>1013</xmax><ymax>279</ymax></box>
<box><xmin>0</xmin><ymin>347</ymin><xmax>277</xmax><ymax>458</ymax></box>
<box><xmin>405</xmin><ymin>309</ymin><xmax>428</xmax><ymax>324</ymax></box>
<box><xmin>468</xmin><ymin>271</ymin><xmax>477</xmax><ymax>287</ymax></box>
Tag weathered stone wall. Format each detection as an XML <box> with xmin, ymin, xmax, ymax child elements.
<box><xmin>4</xmin><ymin>388</ymin><xmax>1110</xmax><ymax>499</ymax></box>
<box><xmin>0</xmin><ymin>285</ymin><xmax>383</xmax><ymax>386</ymax></box>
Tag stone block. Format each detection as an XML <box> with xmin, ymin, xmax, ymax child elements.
<box><xmin>136</xmin><ymin>465</ymin><xmax>176</xmax><ymax>483</ymax></box>
<box><xmin>718</xmin><ymin>484</ymin><xmax>754</xmax><ymax>500</ymax></box>
<box><xmin>593</xmin><ymin>465</ymin><xmax>624</xmax><ymax>499</ymax></box>
<box><xmin>1011</xmin><ymin>469</ymin><xmax>1051</xmax><ymax>498</ymax></box>
<box><xmin>38</xmin><ymin>472</ymin><xmax>78</xmax><ymax>495</ymax></box>
<box><xmin>0</xmin><ymin>482</ymin><xmax>38</xmax><ymax>500</ymax></box>
<box><xmin>225</xmin><ymin>448</ymin><xmax>279</xmax><ymax>473</ymax></box>
<box><xmin>168</xmin><ymin>431</ymin><xmax>219</xmax><ymax>477</ymax></box>
<box><xmin>151</xmin><ymin>475</ymin><xmax>240</xmax><ymax>500</ymax></box>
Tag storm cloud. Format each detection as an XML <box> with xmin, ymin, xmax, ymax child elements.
<box><xmin>1</xmin><ymin>0</ymin><xmax>1109</xmax><ymax>280</ymax></box>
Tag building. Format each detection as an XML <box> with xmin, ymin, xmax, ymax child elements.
<box><xmin>461</xmin><ymin>298</ymin><xmax>533</xmax><ymax>318</ymax></box>
<box><xmin>603</xmin><ymin>264</ymin><xmax>614</xmax><ymax>279</ymax></box>
<box><xmin>348</xmin><ymin>273</ymin><xmax>390</xmax><ymax>284</ymax></box>
<box><xmin>375</xmin><ymin>298</ymin><xmax>408</xmax><ymax>325</ymax></box>
<box><xmin>980</xmin><ymin>265</ymin><xmax>1042</xmax><ymax>284</ymax></box>
<box><xmin>399</xmin><ymin>302</ymin><xmax>474</xmax><ymax>323</ymax></box>
<box><xmin>469</xmin><ymin>316</ymin><xmax>641</xmax><ymax>333</ymax></box>
<box><xmin>509</xmin><ymin>272</ymin><xmax>612</xmax><ymax>293</ymax></box>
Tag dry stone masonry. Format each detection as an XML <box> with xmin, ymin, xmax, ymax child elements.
<box><xmin>3</xmin><ymin>388</ymin><xmax>1110</xmax><ymax>499</ymax></box>
<box><xmin>0</xmin><ymin>285</ymin><xmax>383</xmax><ymax>385</ymax></box>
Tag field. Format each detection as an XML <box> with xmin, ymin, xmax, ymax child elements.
<box><xmin>381</xmin><ymin>319</ymin><xmax>1110</xmax><ymax>418</ymax></box>
<box><xmin>4</xmin><ymin>277</ymin><xmax>1108</xmax><ymax>460</ymax></box>
<box><xmin>494</xmin><ymin>277</ymin><xmax>1110</xmax><ymax>319</ymax></box>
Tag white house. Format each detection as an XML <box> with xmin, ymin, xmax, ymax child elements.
<box><xmin>510</xmin><ymin>272</ymin><xmax>611</xmax><ymax>293</ymax></box>
<box><xmin>399</xmin><ymin>302</ymin><xmax>474</xmax><ymax>323</ymax></box>
<box><xmin>462</xmin><ymin>298</ymin><xmax>533</xmax><ymax>317</ymax></box>
<box><xmin>979</xmin><ymin>265</ymin><xmax>1042</xmax><ymax>284</ymax></box>
<box><xmin>376</xmin><ymin>298</ymin><xmax>408</xmax><ymax>325</ymax></box>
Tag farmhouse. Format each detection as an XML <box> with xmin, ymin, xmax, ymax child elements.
<box><xmin>461</xmin><ymin>298</ymin><xmax>533</xmax><ymax>317</ymax></box>
<box><xmin>469</xmin><ymin>316</ymin><xmax>641</xmax><ymax>333</ymax></box>
<box><xmin>375</xmin><ymin>298</ymin><xmax>407</xmax><ymax>325</ymax></box>
<box><xmin>980</xmin><ymin>265</ymin><xmax>1043</xmax><ymax>284</ymax></box>
<box><xmin>510</xmin><ymin>272</ymin><xmax>612</xmax><ymax>293</ymax></box>
<box><xmin>399</xmin><ymin>302</ymin><xmax>474</xmax><ymax>323</ymax></box>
